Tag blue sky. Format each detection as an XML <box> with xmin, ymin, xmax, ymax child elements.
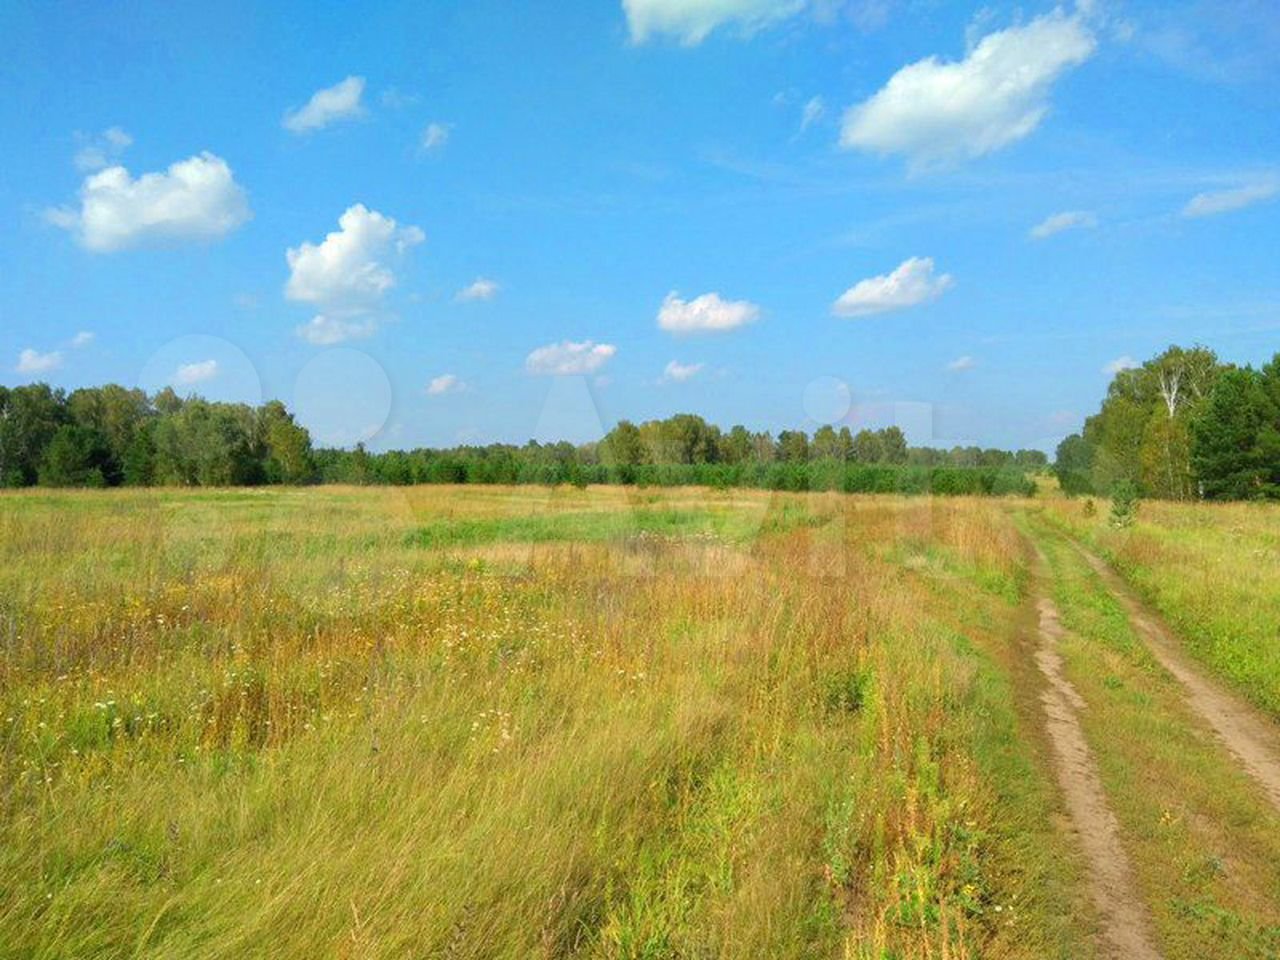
<box><xmin>2</xmin><ymin>0</ymin><xmax>1277</xmax><ymax>451</ymax></box>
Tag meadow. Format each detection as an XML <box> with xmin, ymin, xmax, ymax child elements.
<box><xmin>1</xmin><ymin>485</ymin><xmax>1278</xmax><ymax>958</ymax></box>
<box><xmin>1</xmin><ymin>485</ymin><xmax>1087</xmax><ymax>959</ymax></box>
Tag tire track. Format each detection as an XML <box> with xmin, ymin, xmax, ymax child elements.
<box><xmin>1032</xmin><ymin>593</ymin><xmax>1163</xmax><ymax>960</ymax></box>
<box><xmin>1073</xmin><ymin>542</ymin><xmax>1280</xmax><ymax>812</ymax></box>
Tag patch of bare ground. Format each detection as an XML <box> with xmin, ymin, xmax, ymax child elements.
<box><xmin>1074</xmin><ymin>543</ymin><xmax>1280</xmax><ymax>812</ymax></box>
<box><xmin>1035</xmin><ymin>595</ymin><xmax>1163</xmax><ymax>960</ymax></box>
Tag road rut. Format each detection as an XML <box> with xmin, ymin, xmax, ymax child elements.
<box><xmin>1034</xmin><ymin>595</ymin><xmax>1163</xmax><ymax>960</ymax></box>
<box><xmin>1074</xmin><ymin>543</ymin><xmax>1280</xmax><ymax>812</ymax></box>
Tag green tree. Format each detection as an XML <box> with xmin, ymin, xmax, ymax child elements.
<box><xmin>38</xmin><ymin>425</ymin><xmax>108</xmax><ymax>487</ymax></box>
<box><xmin>1191</xmin><ymin>367</ymin><xmax>1279</xmax><ymax>500</ymax></box>
<box><xmin>259</xmin><ymin>400</ymin><xmax>314</xmax><ymax>483</ymax></box>
<box><xmin>777</xmin><ymin>430</ymin><xmax>809</xmax><ymax>463</ymax></box>
<box><xmin>878</xmin><ymin>427</ymin><xmax>908</xmax><ymax>464</ymax></box>
<box><xmin>0</xmin><ymin>384</ymin><xmax>67</xmax><ymax>486</ymax></box>
<box><xmin>718</xmin><ymin>425</ymin><xmax>753</xmax><ymax>464</ymax></box>
<box><xmin>1054</xmin><ymin>434</ymin><xmax>1093</xmax><ymax>495</ymax></box>
<box><xmin>850</xmin><ymin>429</ymin><xmax>883</xmax><ymax>464</ymax></box>
<box><xmin>811</xmin><ymin>425</ymin><xmax>841</xmax><ymax>460</ymax></box>
<box><xmin>601</xmin><ymin>420</ymin><xmax>648</xmax><ymax>467</ymax></box>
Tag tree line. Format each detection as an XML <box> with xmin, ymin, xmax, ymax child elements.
<box><xmin>0</xmin><ymin>384</ymin><xmax>312</xmax><ymax>488</ymax></box>
<box><xmin>1054</xmin><ymin>346</ymin><xmax>1280</xmax><ymax>500</ymax></box>
<box><xmin>1</xmin><ymin>383</ymin><xmax>1047</xmax><ymax>495</ymax></box>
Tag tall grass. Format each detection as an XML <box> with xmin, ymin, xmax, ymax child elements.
<box><xmin>0</xmin><ymin>486</ymin><xmax>1083</xmax><ymax>957</ymax></box>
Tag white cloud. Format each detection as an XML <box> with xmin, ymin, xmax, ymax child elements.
<box><xmin>1030</xmin><ymin>209</ymin><xmax>1098</xmax><ymax>239</ymax></box>
<box><xmin>427</xmin><ymin>373</ymin><xmax>465</xmax><ymax>395</ymax></box>
<box><xmin>1182</xmin><ymin>181</ymin><xmax>1278</xmax><ymax>218</ymax></box>
<box><xmin>172</xmin><ymin>359</ymin><xmax>219</xmax><ymax>386</ymax></box>
<box><xmin>657</xmin><ymin>291</ymin><xmax>760</xmax><ymax>334</ymax></box>
<box><xmin>623</xmin><ymin>0</ymin><xmax>804</xmax><ymax>44</ymax></box>
<box><xmin>1103</xmin><ymin>355</ymin><xmax>1139</xmax><ymax>375</ymax></box>
<box><xmin>840</xmin><ymin>10</ymin><xmax>1095</xmax><ymax>168</ymax></box>
<box><xmin>295</xmin><ymin>315</ymin><xmax>378</xmax><ymax>346</ymax></box>
<box><xmin>525</xmin><ymin>340</ymin><xmax>617</xmax><ymax>376</ymax></box>
<box><xmin>70</xmin><ymin>331</ymin><xmax>95</xmax><ymax>348</ymax></box>
<box><xmin>455</xmin><ymin>277</ymin><xmax>499</xmax><ymax>302</ymax></box>
<box><xmin>283</xmin><ymin>76</ymin><xmax>367</xmax><ymax>133</ymax></box>
<box><xmin>285</xmin><ymin>204</ymin><xmax>423</xmax><ymax>343</ymax></box>
<box><xmin>800</xmin><ymin>95</ymin><xmax>825</xmax><ymax>131</ymax></box>
<box><xmin>74</xmin><ymin>126</ymin><xmax>132</xmax><ymax>172</ymax></box>
<box><xmin>662</xmin><ymin>360</ymin><xmax>705</xmax><ymax>382</ymax></box>
<box><xmin>947</xmin><ymin>355</ymin><xmax>976</xmax><ymax>371</ymax></box>
<box><xmin>832</xmin><ymin>257</ymin><xmax>952</xmax><ymax>317</ymax></box>
<box><xmin>45</xmin><ymin>152</ymin><xmax>251</xmax><ymax>252</ymax></box>
<box><xmin>17</xmin><ymin>349</ymin><xmax>63</xmax><ymax>374</ymax></box>
<box><xmin>421</xmin><ymin>122</ymin><xmax>451</xmax><ymax>152</ymax></box>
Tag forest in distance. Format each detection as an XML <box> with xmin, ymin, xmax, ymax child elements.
<box><xmin>2</xmin><ymin>344</ymin><xmax>1278</xmax><ymax>501</ymax></box>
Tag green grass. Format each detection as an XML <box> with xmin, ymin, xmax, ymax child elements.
<box><xmin>1041</xmin><ymin>498</ymin><xmax>1280</xmax><ymax>718</ymax></box>
<box><xmin>1026</xmin><ymin>515</ymin><xmax>1280</xmax><ymax>960</ymax></box>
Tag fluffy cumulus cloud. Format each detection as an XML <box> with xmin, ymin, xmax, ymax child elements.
<box><xmin>1182</xmin><ymin>181</ymin><xmax>1278</xmax><ymax>218</ymax></box>
<box><xmin>840</xmin><ymin>10</ymin><xmax>1095</xmax><ymax>168</ymax></box>
<box><xmin>662</xmin><ymin>360</ymin><xmax>705</xmax><ymax>382</ymax></box>
<box><xmin>1030</xmin><ymin>209</ymin><xmax>1098</xmax><ymax>239</ymax></box>
<box><xmin>283</xmin><ymin>76</ymin><xmax>367</xmax><ymax>133</ymax></box>
<box><xmin>455</xmin><ymin>277</ymin><xmax>499</xmax><ymax>302</ymax></box>
<box><xmin>947</xmin><ymin>355</ymin><xmax>976</xmax><ymax>371</ymax></box>
<box><xmin>657</xmin><ymin>291</ymin><xmax>760</xmax><ymax>334</ymax></box>
<box><xmin>525</xmin><ymin>340</ymin><xmax>617</xmax><ymax>376</ymax></box>
<box><xmin>623</xmin><ymin>0</ymin><xmax>804</xmax><ymax>44</ymax></box>
<box><xmin>286</xmin><ymin>204</ymin><xmax>424</xmax><ymax>343</ymax></box>
<box><xmin>45</xmin><ymin>152</ymin><xmax>251</xmax><ymax>252</ymax></box>
<box><xmin>1104</xmin><ymin>355</ymin><xmax>1139</xmax><ymax>375</ymax></box>
<box><xmin>17</xmin><ymin>348</ymin><xmax>63</xmax><ymax>374</ymax></box>
<box><xmin>74</xmin><ymin>126</ymin><xmax>132</xmax><ymax>172</ymax></box>
<box><xmin>172</xmin><ymin>359</ymin><xmax>219</xmax><ymax>386</ymax></box>
<box><xmin>832</xmin><ymin>257</ymin><xmax>952</xmax><ymax>317</ymax></box>
<box><xmin>427</xmin><ymin>373</ymin><xmax>465</xmax><ymax>395</ymax></box>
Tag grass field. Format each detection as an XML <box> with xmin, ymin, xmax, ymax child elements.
<box><xmin>1040</xmin><ymin>498</ymin><xmax>1280</xmax><ymax>718</ymax></box>
<box><xmin>1</xmin><ymin>485</ymin><xmax>1278</xmax><ymax>958</ymax></box>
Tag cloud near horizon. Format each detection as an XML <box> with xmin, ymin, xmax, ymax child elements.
<box><xmin>1103</xmin><ymin>355</ymin><xmax>1139</xmax><ymax>375</ymax></box>
<box><xmin>17</xmin><ymin>348</ymin><xmax>63</xmax><ymax>374</ymax></box>
<box><xmin>658</xmin><ymin>291</ymin><xmax>760</xmax><ymax>334</ymax></box>
<box><xmin>662</xmin><ymin>359</ymin><xmax>705</xmax><ymax>382</ymax></box>
<box><xmin>526</xmin><ymin>340</ymin><xmax>617</xmax><ymax>375</ymax></box>
<box><xmin>171</xmin><ymin>359</ymin><xmax>219</xmax><ymax>386</ymax></box>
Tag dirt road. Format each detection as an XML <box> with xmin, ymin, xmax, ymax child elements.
<box><xmin>1074</xmin><ymin>543</ymin><xmax>1280</xmax><ymax>812</ymax></box>
<box><xmin>1033</xmin><ymin>594</ymin><xmax>1163</xmax><ymax>960</ymax></box>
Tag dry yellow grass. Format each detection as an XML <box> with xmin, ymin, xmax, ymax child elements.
<box><xmin>1</xmin><ymin>486</ymin><xmax>1085</xmax><ymax>958</ymax></box>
